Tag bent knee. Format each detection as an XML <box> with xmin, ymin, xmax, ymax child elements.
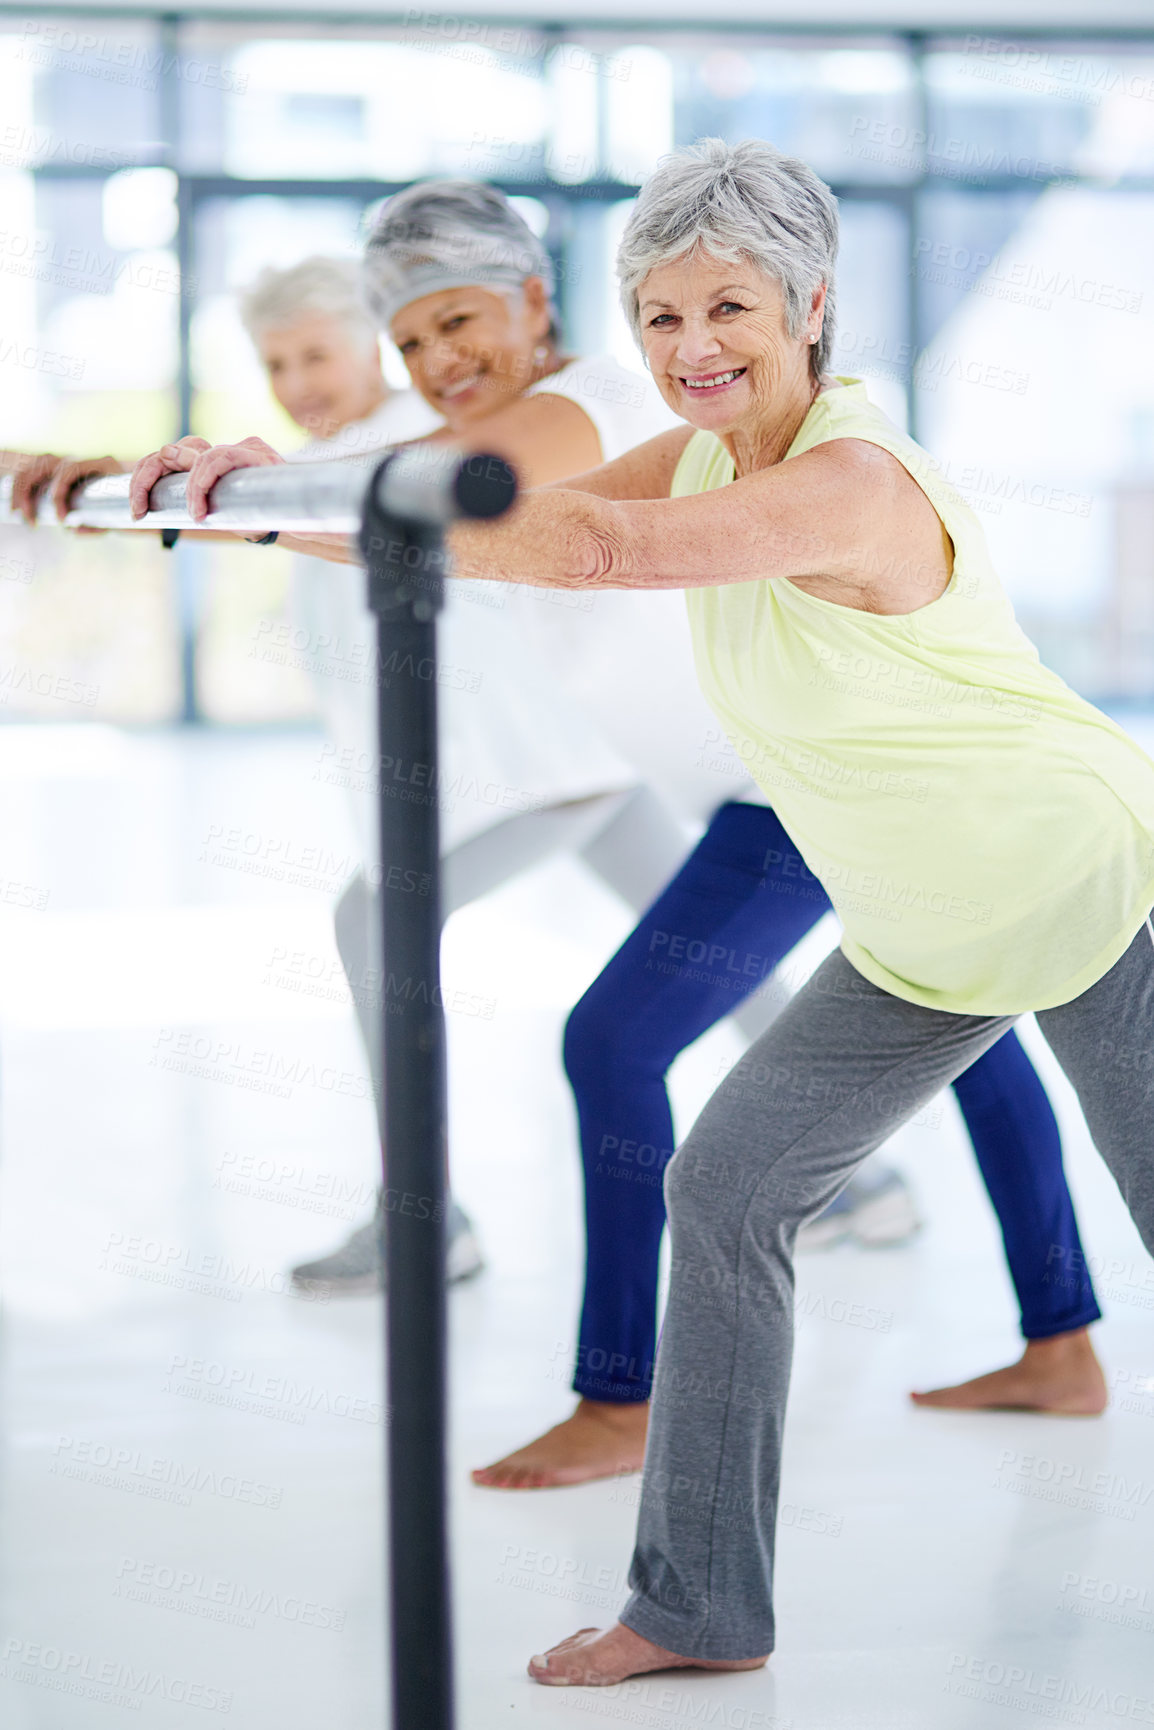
<box><xmin>563</xmin><ymin>985</ymin><xmax>654</xmax><ymax>1088</ymax></box>
<box><xmin>663</xmin><ymin>1137</ymin><xmax>751</xmax><ymax>1223</ymax></box>
<box><xmin>665</xmin><ymin>1139</ymin><xmax>820</xmax><ymax>1237</ymax></box>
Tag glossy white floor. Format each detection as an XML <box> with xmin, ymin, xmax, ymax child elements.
<box><xmin>0</xmin><ymin>724</ymin><xmax>1152</xmax><ymax>1730</ymax></box>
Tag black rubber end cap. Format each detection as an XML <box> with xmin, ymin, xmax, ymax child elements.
<box><xmin>453</xmin><ymin>455</ymin><xmax>518</xmax><ymax>521</ymax></box>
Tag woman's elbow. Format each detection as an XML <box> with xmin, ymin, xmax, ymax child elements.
<box><xmin>565</xmin><ymin>505</ymin><xmax>642</xmax><ymax>589</ymax></box>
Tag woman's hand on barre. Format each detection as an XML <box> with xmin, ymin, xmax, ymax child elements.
<box><xmin>4</xmin><ymin>451</ymin><xmax>124</xmax><ymax>529</ymax></box>
<box><xmin>130</xmin><ymin>435</ymin><xmax>285</xmax><ymax>523</ymax></box>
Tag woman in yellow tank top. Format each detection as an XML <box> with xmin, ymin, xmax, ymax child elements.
<box><xmin>465</xmin><ymin>138</ymin><xmax>1154</xmax><ymax>1692</ymax></box>
<box><xmin>153</xmin><ymin>138</ymin><xmax>1154</xmax><ymax>1694</ymax></box>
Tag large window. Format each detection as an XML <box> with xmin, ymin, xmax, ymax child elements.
<box><xmin>3</xmin><ymin>19</ymin><xmax>1154</xmax><ymax>719</ymax></box>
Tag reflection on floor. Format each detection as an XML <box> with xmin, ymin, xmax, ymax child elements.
<box><xmin>0</xmin><ymin>724</ymin><xmax>1151</xmax><ymax>1730</ymax></box>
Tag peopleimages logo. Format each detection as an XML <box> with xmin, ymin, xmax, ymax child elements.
<box><xmin>959</xmin><ymin>35</ymin><xmax>1154</xmax><ymax>105</ymax></box>
<box><xmin>945</xmin><ymin>1652</ymin><xmax>1154</xmax><ymax>1723</ymax></box>
<box><xmin>0</xmin><ymin>1637</ymin><xmax>233</xmax><ymax>1713</ymax></box>
<box><xmin>113</xmin><ymin>1556</ymin><xmax>346</xmax><ymax>1633</ymax></box>
<box><xmin>0</xmin><ymin>226</ymin><xmax>184</xmax><ymax>294</ymax></box>
<box><xmin>18</xmin><ymin>22</ymin><xmax>247</xmax><ymax>93</ymax></box>
<box><xmin>49</xmin><ymin>1435</ymin><xmax>284</xmax><ymax>1510</ymax></box>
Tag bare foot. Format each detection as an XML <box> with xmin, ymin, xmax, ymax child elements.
<box><xmin>910</xmin><ymin>1327</ymin><xmax>1107</xmax><ymax>1415</ymax></box>
<box><xmin>529</xmin><ymin>1622</ymin><xmax>769</xmax><ymax>1687</ymax></box>
<box><xmin>472</xmin><ymin>1399</ymin><xmax>649</xmax><ymax>1489</ymax></box>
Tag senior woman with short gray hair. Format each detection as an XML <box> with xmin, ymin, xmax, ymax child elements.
<box><xmin>446</xmin><ymin>138</ymin><xmax>1154</xmax><ymax>1687</ymax></box>
<box><xmin>134</xmin><ymin>139</ymin><xmax>1154</xmax><ymax>1688</ymax></box>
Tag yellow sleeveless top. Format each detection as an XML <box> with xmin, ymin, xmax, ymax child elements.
<box><xmin>675</xmin><ymin>377</ymin><xmax>1154</xmax><ymax>1014</ymax></box>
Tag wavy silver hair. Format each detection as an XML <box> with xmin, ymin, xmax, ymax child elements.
<box><xmin>617</xmin><ymin>138</ymin><xmax>839</xmax><ymax>378</ymax></box>
<box><xmin>361</xmin><ymin>179</ymin><xmax>557</xmax><ymax>334</ymax></box>
<box><xmin>239</xmin><ymin>255</ymin><xmax>378</xmax><ymax>349</ymax></box>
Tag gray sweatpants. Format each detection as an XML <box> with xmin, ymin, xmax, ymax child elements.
<box><xmin>621</xmin><ymin>924</ymin><xmax>1154</xmax><ymax>1660</ymax></box>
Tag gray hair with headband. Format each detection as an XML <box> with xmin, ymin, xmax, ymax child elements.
<box><xmin>362</xmin><ymin>179</ymin><xmax>557</xmax><ymax>332</ymax></box>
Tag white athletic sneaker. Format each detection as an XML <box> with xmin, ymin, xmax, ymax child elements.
<box><xmin>795</xmin><ymin>1166</ymin><xmax>922</xmax><ymax>1253</ymax></box>
<box><xmin>291</xmin><ymin>1196</ymin><xmax>484</xmax><ymax>1293</ymax></box>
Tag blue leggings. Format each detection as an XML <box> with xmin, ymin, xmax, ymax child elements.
<box><xmin>563</xmin><ymin>802</ymin><xmax>1102</xmax><ymax>1404</ymax></box>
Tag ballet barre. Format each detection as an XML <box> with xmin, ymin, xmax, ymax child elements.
<box><xmin>0</xmin><ymin>446</ymin><xmax>519</xmax><ymax>1730</ymax></box>
<box><xmin>2</xmin><ymin>458</ymin><xmax>378</xmax><ymax>534</ymax></box>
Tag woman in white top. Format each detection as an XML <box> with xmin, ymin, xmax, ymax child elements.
<box><xmin>130</xmin><ymin>184</ymin><xmax>726</xmax><ymax>1312</ymax></box>
<box><xmin>8</xmin><ymin>225</ymin><xmax>702</xmax><ymax>1294</ymax></box>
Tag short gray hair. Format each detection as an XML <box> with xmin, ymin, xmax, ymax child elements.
<box><xmin>239</xmin><ymin>256</ymin><xmax>379</xmax><ymax>350</ymax></box>
<box><xmin>361</xmin><ymin>178</ymin><xmax>557</xmax><ymax>334</ymax></box>
<box><xmin>617</xmin><ymin>138</ymin><xmax>839</xmax><ymax>378</ymax></box>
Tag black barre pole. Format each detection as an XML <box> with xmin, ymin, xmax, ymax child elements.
<box><xmin>360</xmin><ymin>447</ymin><xmax>517</xmax><ymax>1730</ymax></box>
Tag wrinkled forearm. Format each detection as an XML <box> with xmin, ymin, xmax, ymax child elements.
<box><xmin>275</xmin><ymin>493</ymin><xmax>645</xmax><ymax>586</ymax></box>
<box><xmin>446</xmin><ymin>488</ymin><xmax>636</xmax><ymax>590</ymax></box>
<box><xmin>275</xmin><ymin>498</ymin><xmax>625</xmax><ymax>583</ymax></box>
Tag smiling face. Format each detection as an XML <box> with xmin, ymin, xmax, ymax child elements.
<box><xmin>257</xmin><ymin>313</ymin><xmax>384</xmax><ymax>440</ymax></box>
<box><xmin>638</xmin><ymin>251</ymin><xmax>825</xmax><ymax>438</ymax></box>
<box><xmin>389</xmin><ymin>278</ymin><xmax>552</xmax><ymax>430</ymax></box>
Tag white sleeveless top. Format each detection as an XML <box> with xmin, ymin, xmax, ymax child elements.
<box><xmin>291</xmin><ymin>359</ymin><xmax>737</xmax><ymax>864</ymax></box>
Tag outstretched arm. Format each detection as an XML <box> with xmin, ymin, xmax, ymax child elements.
<box><xmin>123</xmin><ymin>424</ymin><xmax>951</xmax><ymax>611</ymax></box>
<box><xmin>448</xmin><ymin>437</ymin><xmax>949</xmax><ymax>611</ymax></box>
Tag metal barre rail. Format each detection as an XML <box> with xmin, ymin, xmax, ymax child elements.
<box><xmin>0</xmin><ymin>460</ymin><xmax>376</xmax><ymax>534</ymax></box>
